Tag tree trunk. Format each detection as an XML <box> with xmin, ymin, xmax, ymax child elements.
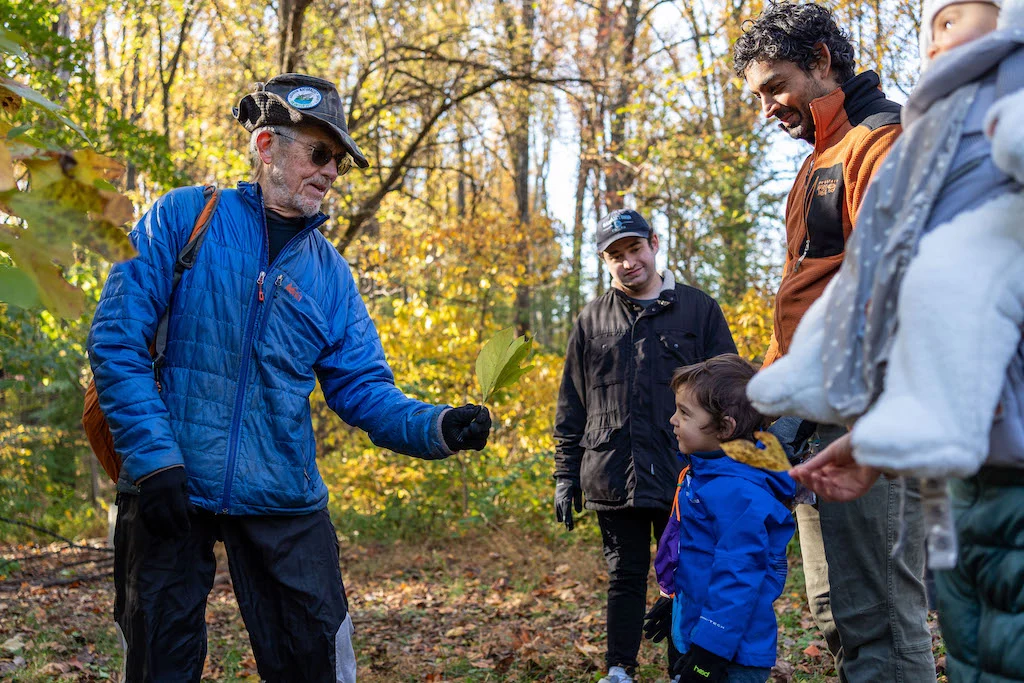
<box><xmin>159</xmin><ymin>0</ymin><xmax>197</xmax><ymax>141</ymax></box>
<box><xmin>603</xmin><ymin>0</ymin><xmax>641</xmax><ymax>211</ymax></box>
<box><xmin>278</xmin><ymin>0</ymin><xmax>315</xmax><ymax>73</ymax></box>
<box><xmin>501</xmin><ymin>0</ymin><xmax>535</xmax><ymax>336</ymax></box>
<box><xmin>569</xmin><ymin>154</ymin><xmax>589</xmax><ymax>321</ymax></box>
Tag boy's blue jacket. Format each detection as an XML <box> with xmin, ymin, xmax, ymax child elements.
<box><xmin>88</xmin><ymin>183</ymin><xmax>450</xmax><ymax>515</ymax></box>
<box><xmin>667</xmin><ymin>450</ymin><xmax>796</xmax><ymax>667</ymax></box>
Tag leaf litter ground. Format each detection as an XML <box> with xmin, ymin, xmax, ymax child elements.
<box><xmin>0</xmin><ymin>528</ymin><xmax>947</xmax><ymax>682</ymax></box>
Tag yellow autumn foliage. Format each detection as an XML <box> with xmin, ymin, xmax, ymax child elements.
<box><xmin>312</xmin><ymin>189</ymin><xmax>564</xmax><ymax>535</ymax></box>
<box><xmin>720</xmin><ymin>285</ymin><xmax>774</xmax><ymax>366</ymax></box>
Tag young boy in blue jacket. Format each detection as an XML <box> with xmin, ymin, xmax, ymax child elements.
<box><xmin>646</xmin><ymin>354</ymin><xmax>796</xmax><ymax>683</ymax></box>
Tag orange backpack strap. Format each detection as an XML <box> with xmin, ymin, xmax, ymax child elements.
<box><xmin>151</xmin><ymin>185</ymin><xmax>221</xmax><ymax>382</ymax></box>
<box><xmin>671</xmin><ymin>465</ymin><xmax>690</xmax><ymax>522</ymax></box>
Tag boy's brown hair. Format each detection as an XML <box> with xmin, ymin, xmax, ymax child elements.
<box><xmin>670</xmin><ymin>354</ymin><xmax>768</xmax><ymax>441</ymax></box>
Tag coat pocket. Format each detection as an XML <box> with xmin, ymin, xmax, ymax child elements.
<box><xmin>584</xmin><ymin>331</ymin><xmax>628</xmax><ymax>388</ymax></box>
<box><xmin>657</xmin><ymin>330</ymin><xmax>700</xmax><ymax>368</ymax></box>
<box><xmin>579</xmin><ymin>426</ymin><xmax>629</xmax><ymax>504</ymax></box>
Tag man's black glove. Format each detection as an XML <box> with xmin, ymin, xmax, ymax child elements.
<box><xmin>554</xmin><ymin>478</ymin><xmax>582</xmax><ymax>530</ymax></box>
<box><xmin>441</xmin><ymin>404</ymin><xmax>491</xmax><ymax>452</ymax></box>
<box><xmin>642</xmin><ymin>596</ymin><xmax>673</xmax><ymax>643</ymax></box>
<box><xmin>671</xmin><ymin>645</ymin><xmax>730</xmax><ymax>683</ymax></box>
<box><xmin>138</xmin><ymin>466</ymin><xmax>192</xmax><ymax>538</ymax></box>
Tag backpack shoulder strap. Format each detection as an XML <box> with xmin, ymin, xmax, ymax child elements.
<box><xmin>152</xmin><ymin>185</ymin><xmax>221</xmax><ymax>378</ymax></box>
<box><xmin>174</xmin><ymin>185</ymin><xmax>220</xmax><ymax>274</ymax></box>
<box><xmin>670</xmin><ymin>465</ymin><xmax>690</xmax><ymax>522</ymax></box>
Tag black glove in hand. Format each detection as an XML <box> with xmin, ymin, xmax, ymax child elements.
<box><xmin>138</xmin><ymin>466</ymin><xmax>192</xmax><ymax>538</ymax></box>
<box><xmin>554</xmin><ymin>479</ymin><xmax>582</xmax><ymax>530</ymax></box>
<box><xmin>441</xmin><ymin>404</ymin><xmax>492</xmax><ymax>452</ymax></box>
<box><xmin>643</xmin><ymin>596</ymin><xmax>673</xmax><ymax>643</ymax></box>
<box><xmin>671</xmin><ymin>645</ymin><xmax>730</xmax><ymax>683</ymax></box>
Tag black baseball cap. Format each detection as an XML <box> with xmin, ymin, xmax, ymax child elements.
<box><xmin>233</xmin><ymin>73</ymin><xmax>369</xmax><ymax>169</ymax></box>
<box><xmin>596</xmin><ymin>209</ymin><xmax>652</xmax><ymax>253</ymax></box>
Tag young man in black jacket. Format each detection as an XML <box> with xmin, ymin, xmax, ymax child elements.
<box><xmin>553</xmin><ymin>209</ymin><xmax>736</xmax><ymax>683</ymax></box>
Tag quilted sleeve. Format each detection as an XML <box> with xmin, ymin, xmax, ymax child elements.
<box><xmin>87</xmin><ymin>186</ymin><xmax>207</xmax><ymax>482</ymax></box>
<box><xmin>315</xmin><ymin>260</ymin><xmax>450</xmax><ymax>459</ymax></box>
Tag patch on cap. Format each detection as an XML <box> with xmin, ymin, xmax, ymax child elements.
<box><xmin>286</xmin><ymin>87</ymin><xmax>322</xmax><ymax>109</ymax></box>
<box><xmin>608</xmin><ymin>213</ymin><xmax>637</xmax><ymax>232</ymax></box>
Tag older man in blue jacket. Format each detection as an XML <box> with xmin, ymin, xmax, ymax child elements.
<box><xmin>88</xmin><ymin>74</ymin><xmax>491</xmax><ymax>683</ymax></box>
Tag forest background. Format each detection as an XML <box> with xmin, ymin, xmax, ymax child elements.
<box><xmin>0</xmin><ymin>0</ymin><xmax>939</xmax><ymax>679</ymax></box>
<box><xmin>0</xmin><ymin>0</ymin><xmax>924</xmax><ymax>540</ymax></box>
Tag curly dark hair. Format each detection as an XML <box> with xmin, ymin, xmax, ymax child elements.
<box><xmin>733</xmin><ymin>1</ymin><xmax>856</xmax><ymax>84</ymax></box>
<box><xmin>670</xmin><ymin>354</ymin><xmax>768</xmax><ymax>442</ymax></box>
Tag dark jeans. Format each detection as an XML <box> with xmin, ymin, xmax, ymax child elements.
<box><xmin>597</xmin><ymin>507</ymin><xmax>682</xmax><ymax>675</ymax></box>
<box><xmin>796</xmin><ymin>425</ymin><xmax>934</xmax><ymax>683</ymax></box>
<box><xmin>113</xmin><ymin>493</ymin><xmax>355</xmax><ymax>683</ymax></box>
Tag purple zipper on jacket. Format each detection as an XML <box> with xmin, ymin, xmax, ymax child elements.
<box><xmin>219</xmin><ymin>189</ymin><xmax>326</xmax><ymax>514</ymax></box>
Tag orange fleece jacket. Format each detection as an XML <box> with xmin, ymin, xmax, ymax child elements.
<box><xmin>764</xmin><ymin>71</ymin><xmax>902</xmax><ymax>367</ymax></box>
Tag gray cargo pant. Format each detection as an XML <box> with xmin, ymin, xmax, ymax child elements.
<box><xmin>796</xmin><ymin>425</ymin><xmax>935</xmax><ymax>682</ymax></box>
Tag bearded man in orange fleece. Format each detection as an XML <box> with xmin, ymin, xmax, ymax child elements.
<box><xmin>733</xmin><ymin>4</ymin><xmax>933</xmax><ymax>682</ymax></box>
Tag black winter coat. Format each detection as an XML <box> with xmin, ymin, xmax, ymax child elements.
<box><xmin>553</xmin><ymin>276</ymin><xmax>736</xmax><ymax>510</ymax></box>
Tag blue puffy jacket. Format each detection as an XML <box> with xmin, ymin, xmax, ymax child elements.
<box><xmin>88</xmin><ymin>183</ymin><xmax>450</xmax><ymax>515</ymax></box>
<box><xmin>670</xmin><ymin>450</ymin><xmax>796</xmax><ymax>668</ymax></box>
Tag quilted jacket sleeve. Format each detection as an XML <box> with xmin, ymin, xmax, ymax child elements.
<box><xmin>315</xmin><ymin>259</ymin><xmax>450</xmax><ymax>459</ymax></box>
<box><xmin>87</xmin><ymin>187</ymin><xmax>207</xmax><ymax>482</ymax></box>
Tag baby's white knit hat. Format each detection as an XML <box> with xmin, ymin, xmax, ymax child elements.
<box><xmin>919</xmin><ymin>0</ymin><xmax>1003</xmax><ymax>67</ymax></box>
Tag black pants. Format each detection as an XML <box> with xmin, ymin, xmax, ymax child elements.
<box><xmin>597</xmin><ymin>508</ymin><xmax>682</xmax><ymax>675</ymax></box>
<box><xmin>113</xmin><ymin>493</ymin><xmax>354</xmax><ymax>683</ymax></box>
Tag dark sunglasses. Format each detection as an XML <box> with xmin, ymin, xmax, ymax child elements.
<box><xmin>273</xmin><ymin>129</ymin><xmax>353</xmax><ymax>175</ymax></box>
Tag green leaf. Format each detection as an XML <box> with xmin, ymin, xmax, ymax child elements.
<box><xmin>6</xmin><ymin>124</ymin><xmax>33</xmax><ymax>140</ymax></box>
<box><xmin>0</xmin><ymin>264</ymin><xmax>41</xmax><ymax>309</ymax></box>
<box><xmin>5</xmin><ymin>182</ymin><xmax>135</xmax><ymax>263</ymax></box>
<box><xmin>493</xmin><ymin>339</ymin><xmax>534</xmax><ymax>390</ymax></box>
<box><xmin>0</xmin><ymin>233</ymin><xmax>84</xmax><ymax>319</ymax></box>
<box><xmin>0</xmin><ymin>79</ymin><xmax>62</xmax><ymax>114</ymax></box>
<box><xmin>0</xmin><ymin>80</ymin><xmax>89</xmax><ymax>141</ymax></box>
<box><xmin>475</xmin><ymin>327</ymin><xmax>535</xmax><ymax>403</ymax></box>
<box><xmin>476</xmin><ymin>326</ymin><xmax>514</xmax><ymax>401</ymax></box>
<box><xmin>0</xmin><ymin>28</ymin><xmax>28</xmax><ymax>60</ymax></box>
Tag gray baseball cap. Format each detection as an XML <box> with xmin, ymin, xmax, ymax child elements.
<box><xmin>596</xmin><ymin>209</ymin><xmax>652</xmax><ymax>253</ymax></box>
<box><xmin>233</xmin><ymin>73</ymin><xmax>369</xmax><ymax>169</ymax></box>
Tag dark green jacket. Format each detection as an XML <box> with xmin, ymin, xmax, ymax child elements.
<box><xmin>936</xmin><ymin>469</ymin><xmax>1024</xmax><ymax>682</ymax></box>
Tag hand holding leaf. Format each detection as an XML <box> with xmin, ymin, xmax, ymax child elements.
<box><xmin>475</xmin><ymin>326</ymin><xmax>535</xmax><ymax>404</ymax></box>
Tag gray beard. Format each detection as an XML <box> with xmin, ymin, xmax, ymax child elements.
<box><xmin>267</xmin><ymin>166</ymin><xmax>326</xmax><ymax>218</ymax></box>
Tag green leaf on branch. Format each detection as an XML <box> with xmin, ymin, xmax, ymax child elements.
<box><xmin>476</xmin><ymin>326</ymin><xmax>535</xmax><ymax>404</ymax></box>
<box><xmin>4</xmin><ymin>182</ymin><xmax>135</xmax><ymax>264</ymax></box>
<box><xmin>0</xmin><ymin>28</ymin><xmax>28</xmax><ymax>60</ymax></box>
<box><xmin>0</xmin><ymin>233</ymin><xmax>84</xmax><ymax>319</ymax></box>
<box><xmin>0</xmin><ymin>148</ymin><xmax>135</xmax><ymax>263</ymax></box>
<box><xmin>0</xmin><ymin>79</ymin><xmax>89</xmax><ymax>141</ymax></box>
<box><xmin>0</xmin><ymin>263</ymin><xmax>41</xmax><ymax>309</ymax></box>
<box><xmin>6</xmin><ymin>124</ymin><xmax>33</xmax><ymax>140</ymax></box>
